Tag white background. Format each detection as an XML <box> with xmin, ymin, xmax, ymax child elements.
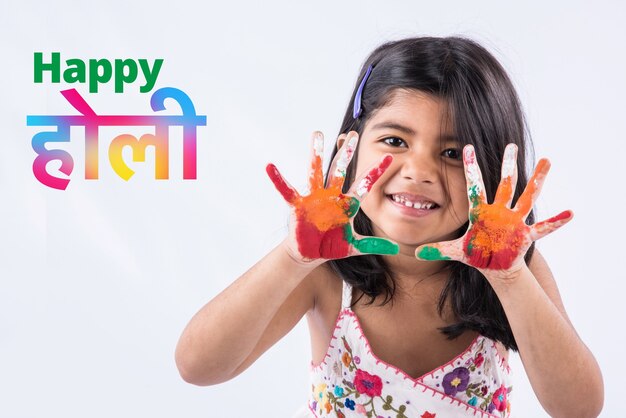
<box><xmin>1</xmin><ymin>1</ymin><xmax>624</xmax><ymax>417</ymax></box>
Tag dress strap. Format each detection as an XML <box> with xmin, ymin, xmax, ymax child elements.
<box><xmin>341</xmin><ymin>280</ymin><xmax>353</xmax><ymax>309</ymax></box>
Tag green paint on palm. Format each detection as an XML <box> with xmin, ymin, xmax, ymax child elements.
<box><xmin>345</xmin><ymin>224</ymin><xmax>399</xmax><ymax>255</ymax></box>
<box><xmin>466</xmin><ymin>237</ymin><xmax>474</xmax><ymax>255</ymax></box>
<box><xmin>355</xmin><ymin>237</ymin><xmax>399</xmax><ymax>255</ymax></box>
<box><xmin>344</xmin><ymin>197</ymin><xmax>360</xmax><ymax>217</ymax></box>
<box><xmin>417</xmin><ymin>246</ymin><xmax>451</xmax><ymax>261</ymax></box>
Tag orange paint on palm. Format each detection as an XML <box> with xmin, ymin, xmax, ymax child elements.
<box><xmin>296</xmin><ymin>188</ymin><xmax>354</xmax><ymax>232</ymax></box>
<box><xmin>267</xmin><ymin>131</ymin><xmax>398</xmax><ymax>260</ymax></box>
<box><xmin>465</xmin><ymin>204</ymin><xmax>528</xmax><ymax>269</ymax></box>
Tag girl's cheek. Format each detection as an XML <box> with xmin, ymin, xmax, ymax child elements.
<box><xmin>353</xmin><ymin>152</ymin><xmax>378</xmax><ymax>179</ymax></box>
<box><xmin>358</xmin><ymin>189</ymin><xmax>379</xmax><ymax>223</ymax></box>
<box><xmin>449</xmin><ymin>174</ymin><xmax>470</xmax><ymax>217</ymax></box>
<box><xmin>456</xmin><ymin>195</ymin><xmax>470</xmax><ymax>224</ymax></box>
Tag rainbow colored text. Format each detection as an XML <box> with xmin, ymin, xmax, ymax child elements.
<box><xmin>26</xmin><ymin>88</ymin><xmax>207</xmax><ymax>190</ymax></box>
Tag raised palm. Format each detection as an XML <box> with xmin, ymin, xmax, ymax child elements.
<box><xmin>267</xmin><ymin>131</ymin><xmax>399</xmax><ymax>261</ymax></box>
<box><xmin>416</xmin><ymin>144</ymin><xmax>572</xmax><ymax>273</ymax></box>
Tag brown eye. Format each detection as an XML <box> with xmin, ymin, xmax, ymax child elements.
<box><xmin>442</xmin><ymin>148</ymin><xmax>462</xmax><ymax>160</ymax></box>
<box><xmin>382</xmin><ymin>137</ymin><xmax>407</xmax><ymax>148</ymax></box>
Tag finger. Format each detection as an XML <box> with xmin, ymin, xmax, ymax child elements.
<box><xmin>493</xmin><ymin>144</ymin><xmax>518</xmax><ymax>207</ymax></box>
<box><xmin>353</xmin><ymin>237</ymin><xmax>399</xmax><ymax>256</ymax></box>
<box><xmin>308</xmin><ymin>131</ymin><xmax>325</xmax><ymax>191</ymax></box>
<box><xmin>529</xmin><ymin>210</ymin><xmax>573</xmax><ymax>241</ymax></box>
<box><xmin>266</xmin><ymin>163</ymin><xmax>300</xmax><ymax>204</ymax></box>
<box><xmin>349</xmin><ymin>154</ymin><xmax>393</xmax><ymax>199</ymax></box>
<box><xmin>463</xmin><ymin>145</ymin><xmax>487</xmax><ymax>208</ymax></box>
<box><xmin>336</xmin><ymin>133</ymin><xmax>348</xmax><ymax>150</ymax></box>
<box><xmin>416</xmin><ymin>238</ymin><xmax>465</xmax><ymax>262</ymax></box>
<box><xmin>347</xmin><ymin>225</ymin><xmax>399</xmax><ymax>256</ymax></box>
<box><xmin>514</xmin><ymin>158</ymin><xmax>551</xmax><ymax>218</ymax></box>
<box><xmin>339</xmin><ymin>196</ymin><xmax>360</xmax><ymax>218</ymax></box>
<box><xmin>327</xmin><ymin>131</ymin><xmax>359</xmax><ymax>191</ymax></box>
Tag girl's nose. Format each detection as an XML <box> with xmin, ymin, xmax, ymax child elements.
<box><xmin>400</xmin><ymin>150</ymin><xmax>438</xmax><ymax>184</ymax></box>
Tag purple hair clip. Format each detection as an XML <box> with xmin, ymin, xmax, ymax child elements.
<box><xmin>352</xmin><ymin>65</ymin><xmax>373</xmax><ymax>119</ymax></box>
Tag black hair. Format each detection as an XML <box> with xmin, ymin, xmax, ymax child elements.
<box><xmin>327</xmin><ymin>36</ymin><xmax>536</xmax><ymax>351</ymax></box>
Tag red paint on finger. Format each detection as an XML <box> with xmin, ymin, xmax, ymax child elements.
<box><xmin>366</xmin><ymin>155</ymin><xmax>392</xmax><ymax>187</ymax></box>
<box><xmin>355</xmin><ymin>155</ymin><xmax>392</xmax><ymax>197</ymax></box>
<box><xmin>532</xmin><ymin>210</ymin><xmax>572</xmax><ymax>239</ymax></box>
<box><xmin>266</xmin><ymin>163</ymin><xmax>298</xmax><ymax>203</ymax></box>
<box><xmin>463</xmin><ymin>145</ymin><xmax>476</xmax><ymax>165</ymax></box>
<box><xmin>543</xmin><ymin>210</ymin><xmax>572</xmax><ymax>223</ymax></box>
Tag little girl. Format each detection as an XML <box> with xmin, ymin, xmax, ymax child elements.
<box><xmin>175</xmin><ymin>37</ymin><xmax>603</xmax><ymax>417</ymax></box>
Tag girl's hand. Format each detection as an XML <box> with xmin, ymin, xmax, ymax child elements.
<box><xmin>266</xmin><ymin>131</ymin><xmax>399</xmax><ymax>264</ymax></box>
<box><xmin>415</xmin><ymin>144</ymin><xmax>573</xmax><ymax>280</ymax></box>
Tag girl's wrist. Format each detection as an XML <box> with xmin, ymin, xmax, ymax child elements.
<box><xmin>481</xmin><ymin>262</ymin><xmax>532</xmax><ymax>293</ymax></box>
<box><xmin>279</xmin><ymin>239</ymin><xmax>325</xmax><ymax>272</ymax></box>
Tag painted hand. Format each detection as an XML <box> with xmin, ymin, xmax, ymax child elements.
<box><xmin>266</xmin><ymin>131</ymin><xmax>399</xmax><ymax>261</ymax></box>
<box><xmin>416</xmin><ymin>144</ymin><xmax>572</xmax><ymax>275</ymax></box>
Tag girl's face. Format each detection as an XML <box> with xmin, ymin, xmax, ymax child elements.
<box><xmin>355</xmin><ymin>89</ymin><xmax>469</xmax><ymax>251</ymax></box>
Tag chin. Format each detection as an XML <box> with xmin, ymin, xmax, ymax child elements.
<box><xmin>375</xmin><ymin>223</ymin><xmax>464</xmax><ymax>249</ymax></box>
<box><xmin>374</xmin><ymin>225</ymin><xmax>434</xmax><ymax>248</ymax></box>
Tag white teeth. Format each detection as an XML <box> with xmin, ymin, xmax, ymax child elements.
<box><xmin>390</xmin><ymin>194</ymin><xmax>437</xmax><ymax>210</ymax></box>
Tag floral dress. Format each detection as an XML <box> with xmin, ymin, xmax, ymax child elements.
<box><xmin>294</xmin><ymin>281</ymin><xmax>512</xmax><ymax>418</ymax></box>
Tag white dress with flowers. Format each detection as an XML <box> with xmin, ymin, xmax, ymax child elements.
<box><xmin>293</xmin><ymin>280</ymin><xmax>513</xmax><ymax>418</ymax></box>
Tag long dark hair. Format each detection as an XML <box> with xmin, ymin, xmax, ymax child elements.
<box><xmin>328</xmin><ymin>36</ymin><xmax>536</xmax><ymax>351</ymax></box>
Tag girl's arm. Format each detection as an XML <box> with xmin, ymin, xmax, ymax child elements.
<box><xmin>176</xmin><ymin>131</ymin><xmax>397</xmax><ymax>385</ymax></box>
<box><xmin>491</xmin><ymin>250</ymin><xmax>603</xmax><ymax>418</ymax></box>
<box><xmin>175</xmin><ymin>241</ymin><xmax>321</xmax><ymax>385</ymax></box>
<box><xmin>416</xmin><ymin>144</ymin><xmax>603</xmax><ymax>417</ymax></box>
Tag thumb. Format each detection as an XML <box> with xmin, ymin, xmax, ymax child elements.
<box><xmin>415</xmin><ymin>239</ymin><xmax>464</xmax><ymax>262</ymax></box>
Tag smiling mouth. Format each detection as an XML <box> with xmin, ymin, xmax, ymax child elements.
<box><xmin>386</xmin><ymin>194</ymin><xmax>440</xmax><ymax>210</ymax></box>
